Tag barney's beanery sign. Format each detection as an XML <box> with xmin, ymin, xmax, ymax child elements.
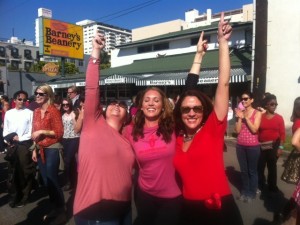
<box><xmin>40</xmin><ymin>18</ymin><xmax>83</xmax><ymax>60</ymax></box>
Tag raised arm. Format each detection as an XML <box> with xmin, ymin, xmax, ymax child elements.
<box><xmin>84</xmin><ymin>32</ymin><xmax>106</xmax><ymax>122</ymax></box>
<box><xmin>74</xmin><ymin>107</ymin><xmax>84</xmax><ymax>133</ymax></box>
<box><xmin>185</xmin><ymin>31</ymin><xmax>208</xmax><ymax>90</ymax></box>
<box><xmin>214</xmin><ymin>12</ymin><xmax>232</xmax><ymax>120</ymax></box>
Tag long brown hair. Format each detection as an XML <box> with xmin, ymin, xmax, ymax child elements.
<box><xmin>132</xmin><ymin>87</ymin><xmax>174</xmax><ymax>143</ymax></box>
<box><xmin>291</xmin><ymin>97</ymin><xmax>300</xmax><ymax>122</ymax></box>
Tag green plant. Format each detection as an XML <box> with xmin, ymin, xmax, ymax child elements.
<box><xmin>283</xmin><ymin>135</ymin><xmax>293</xmax><ymax>152</ymax></box>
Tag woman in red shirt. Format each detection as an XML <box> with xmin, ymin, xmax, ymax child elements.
<box><xmin>258</xmin><ymin>94</ymin><xmax>285</xmax><ymax>193</ymax></box>
<box><xmin>31</xmin><ymin>84</ymin><xmax>65</xmax><ymax>223</ymax></box>
<box><xmin>173</xmin><ymin>13</ymin><xmax>243</xmax><ymax>225</ymax></box>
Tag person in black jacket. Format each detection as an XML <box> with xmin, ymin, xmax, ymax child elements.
<box><xmin>67</xmin><ymin>85</ymin><xmax>81</xmax><ymax>109</ymax></box>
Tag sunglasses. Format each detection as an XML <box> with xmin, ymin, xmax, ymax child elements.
<box><xmin>268</xmin><ymin>103</ymin><xmax>278</xmax><ymax>107</ymax></box>
<box><xmin>67</xmin><ymin>92</ymin><xmax>74</xmax><ymax>94</ymax></box>
<box><xmin>34</xmin><ymin>92</ymin><xmax>47</xmax><ymax>97</ymax></box>
<box><xmin>180</xmin><ymin>105</ymin><xmax>204</xmax><ymax>114</ymax></box>
<box><xmin>109</xmin><ymin>101</ymin><xmax>127</xmax><ymax>109</ymax></box>
<box><xmin>17</xmin><ymin>98</ymin><xmax>27</xmax><ymax>102</ymax></box>
<box><xmin>62</xmin><ymin>103</ymin><xmax>69</xmax><ymax>107</ymax></box>
<box><xmin>241</xmin><ymin>97</ymin><xmax>250</xmax><ymax>101</ymax></box>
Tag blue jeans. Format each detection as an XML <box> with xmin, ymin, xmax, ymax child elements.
<box><xmin>37</xmin><ymin>148</ymin><xmax>65</xmax><ymax>207</ymax></box>
<box><xmin>62</xmin><ymin>137</ymin><xmax>79</xmax><ymax>186</ymax></box>
<box><xmin>74</xmin><ymin>210</ymin><xmax>132</xmax><ymax>225</ymax></box>
<box><xmin>236</xmin><ymin>144</ymin><xmax>260</xmax><ymax>198</ymax></box>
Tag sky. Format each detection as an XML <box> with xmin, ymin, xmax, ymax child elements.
<box><xmin>0</xmin><ymin>0</ymin><xmax>252</xmax><ymax>43</ymax></box>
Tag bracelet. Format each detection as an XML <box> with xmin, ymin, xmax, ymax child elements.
<box><xmin>90</xmin><ymin>56</ymin><xmax>100</xmax><ymax>64</ymax></box>
<box><xmin>279</xmin><ymin>145</ymin><xmax>284</xmax><ymax>150</ymax></box>
<box><xmin>193</xmin><ymin>62</ymin><xmax>202</xmax><ymax>64</ymax></box>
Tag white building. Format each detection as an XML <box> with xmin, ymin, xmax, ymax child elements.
<box><xmin>265</xmin><ymin>0</ymin><xmax>300</xmax><ymax>128</ymax></box>
<box><xmin>35</xmin><ymin>8</ymin><xmax>53</xmax><ymax>47</ymax></box>
<box><xmin>76</xmin><ymin>19</ymin><xmax>132</xmax><ymax>54</ymax></box>
<box><xmin>112</xmin><ymin>4</ymin><xmax>253</xmax><ymax>68</ymax></box>
<box><xmin>132</xmin><ymin>4</ymin><xmax>253</xmax><ymax>42</ymax></box>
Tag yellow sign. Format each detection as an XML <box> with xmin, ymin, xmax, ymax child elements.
<box><xmin>40</xmin><ymin>18</ymin><xmax>83</xmax><ymax>59</ymax></box>
<box><xmin>42</xmin><ymin>62</ymin><xmax>60</xmax><ymax>77</ymax></box>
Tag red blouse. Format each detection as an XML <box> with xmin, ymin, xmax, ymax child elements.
<box><xmin>293</xmin><ymin>119</ymin><xmax>300</xmax><ymax>134</ymax></box>
<box><xmin>174</xmin><ymin>111</ymin><xmax>231</xmax><ymax>200</ymax></box>
<box><xmin>32</xmin><ymin>104</ymin><xmax>63</xmax><ymax>161</ymax></box>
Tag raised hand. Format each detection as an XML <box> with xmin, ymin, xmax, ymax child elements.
<box><xmin>218</xmin><ymin>12</ymin><xmax>232</xmax><ymax>42</ymax></box>
<box><xmin>92</xmin><ymin>32</ymin><xmax>106</xmax><ymax>50</ymax></box>
<box><xmin>196</xmin><ymin>31</ymin><xmax>208</xmax><ymax>57</ymax></box>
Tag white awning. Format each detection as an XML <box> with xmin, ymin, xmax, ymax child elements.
<box><xmin>135</xmin><ymin>68</ymin><xmax>250</xmax><ymax>86</ymax></box>
<box><xmin>104</xmin><ymin>74</ymin><xmax>139</xmax><ymax>84</ymax></box>
<box><xmin>135</xmin><ymin>72</ymin><xmax>187</xmax><ymax>86</ymax></box>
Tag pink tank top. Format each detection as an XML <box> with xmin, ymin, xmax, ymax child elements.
<box><xmin>237</xmin><ymin>110</ymin><xmax>259</xmax><ymax>146</ymax></box>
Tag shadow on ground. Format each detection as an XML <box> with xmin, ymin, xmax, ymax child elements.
<box><xmin>226</xmin><ymin>166</ymin><xmax>243</xmax><ymax>193</ymax></box>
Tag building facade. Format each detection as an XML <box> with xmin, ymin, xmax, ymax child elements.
<box><xmin>264</xmin><ymin>0</ymin><xmax>300</xmax><ymax>128</ymax></box>
<box><xmin>76</xmin><ymin>19</ymin><xmax>132</xmax><ymax>54</ymax></box>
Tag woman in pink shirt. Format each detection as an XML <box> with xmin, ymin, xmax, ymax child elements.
<box><xmin>125</xmin><ymin>86</ymin><xmax>182</xmax><ymax>225</ymax></box>
<box><xmin>235</xmin><ymin>91</ymin><xmax>262</xmax><ymax>202</ymax></box>
<box><xmin>73</xmin><ymin>33</ymin><xmax>135</xmax><ymax>225</ymax></box>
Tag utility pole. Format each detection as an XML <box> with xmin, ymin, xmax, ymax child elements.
<box><xmin>253</xmin><ymin>0</ymin><xmax>268</xmax><ymax>103</ymax></box>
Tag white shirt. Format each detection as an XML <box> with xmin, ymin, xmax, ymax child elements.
<box><xmin>3</xmin><ymin>108</ymin><xmax>33</xmax><ymax>142</ymax></box>
<box><xmin>72</xmin><ymin>94</ymin><xmax>80</xmax><ymax>106</ymax></box>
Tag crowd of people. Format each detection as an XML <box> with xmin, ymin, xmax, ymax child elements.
<box><xmin>0</xmin><ymin>12</ymin><xmax>300</xmax><ymax>225</ymax></box>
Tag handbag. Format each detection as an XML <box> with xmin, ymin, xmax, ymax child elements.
<box><xmin>260</xmin><ymin>138</ymin><xmax>280</xmax><ymax>151</ymax></box>
<box><xmin>4</xmin><ymin>145</ymin><xmax>18</xmax><ymax>162</ymax></box>
<box><xmin>281</xmin><ymin>149</ymin><xmax>300</xmax><ymax>184</ymax></box>
<box><xmin>260</xmin><ymin>141</ymin><xmax>274</xmax><ymax>150</ymax></box>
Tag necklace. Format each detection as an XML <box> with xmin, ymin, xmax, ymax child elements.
<box><xmin>183</xmin><ymin>127</ymin><xmax>202</xmax><ymax>143</ymax></box>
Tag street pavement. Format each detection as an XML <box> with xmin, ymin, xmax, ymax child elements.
<box><xmin>0</xmin><ymin>138</ymin><xmax>296</xmax><ymax>225</ymax></box>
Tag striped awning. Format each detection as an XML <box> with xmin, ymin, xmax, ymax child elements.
<box><xmin>135</xmin><ymin>72</ymin><xmax>187</xmax><ymax>86</ymax></box>
<box><xmin>104</xmin><ymin>74</ymin><xmax>139</xmax><ymax>85</ymax></box>
<box><xmin>198</xmin><ymin>68</ymin><xmax>250</xmax><ymax>84</ymax></box>
<box><xmin>135</xmin><ymin>68</ymin><xmax>250</xmax><ymax>86</ymax></box>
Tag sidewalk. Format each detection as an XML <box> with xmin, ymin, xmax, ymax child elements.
<box><xmin>0</xmin><ymin>154</ymin><xmax>75</xmax><ymax>225</ymax></box>
<box><xmin>0</xmin><ymin>138</ymin><xmax>297</xmax><ymax>225</ymax></box>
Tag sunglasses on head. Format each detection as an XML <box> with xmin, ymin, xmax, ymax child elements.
<box><xmin>109</xmin><ymin>101</ymin><xmax>127</xmax><ymax>109</ymax></box>
<box><xmin>268</xmin><ymin>103</ymin><xmax>278</xmax><ymax>107</ymax></box>
<box><xmin>17</xmin><ymin>98</ymin><xmax>27</xmax><ymax>102</ymax></box>
<box><xmin>180</xmin><ymin>105</ymin><xmax>204</xmax><ymax>114</ymax></box>
<box><xmin>34</xmin><ymin>92</ymin><xmax>47</xmax><ymax>97</ymax></box>
<box><xmin>241</xmin><ymin>97</ymin><xmax>250</xmax><ymax>101</ymax></box>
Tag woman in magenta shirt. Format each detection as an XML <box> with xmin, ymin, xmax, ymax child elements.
<box><xmin>125</xmin><ymin>86</ymin><xmax>182</xmax><ymax>225</ymax></box>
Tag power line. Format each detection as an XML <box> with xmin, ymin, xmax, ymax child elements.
<box><xmin>0</xmin><ymin>0</ymin><xmax>32</xmax><ymax>17</ymax></box>
<box><xmin>102</xmin><ymin>0</ymin><xmax>161</xmax><ymax>23</ymax></box>
<box><xmin>95</xmin><ymin>0</ymin><xmax>161</xmax><ymax>21</ymax></box>
<box><xmin>33</xmin><ymin>0</ymin><xmax>162</xmax><ymax>44</ymax></box>
<box><xmin>2</xmin><ymin>0</ymin><xmax>162</xmax><ymax>45</ymax></box>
